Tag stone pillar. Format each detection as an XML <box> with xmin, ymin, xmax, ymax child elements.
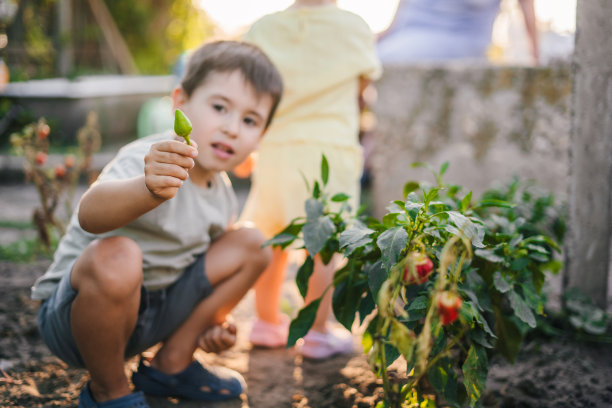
<box><xmin>565</xmin><ymin>0</ymin><xmax>612</xmax><ymax>309</ymax></box>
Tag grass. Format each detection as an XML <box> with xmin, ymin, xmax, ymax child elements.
<box><xmin>0</xmin><ymin>221</ymin><xmax>56</xmax><ymax>262</ymax></box>
<box><xmin>0</xmin><ymin>220</ymin><xmax>33</xmax><ymax>229</ymax></box>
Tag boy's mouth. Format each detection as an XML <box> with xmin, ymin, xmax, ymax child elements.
<box><xmin>212</xmin><ymin>142</ymin><xmax>235</xmax><ymax>157</ymax></box>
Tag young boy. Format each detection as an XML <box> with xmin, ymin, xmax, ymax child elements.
<box><xmin>30</xmin><ymin>40</ymin><xmax>283</xmax><ymax>407</ymax></box>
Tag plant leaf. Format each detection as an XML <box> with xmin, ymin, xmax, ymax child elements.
<box><xmin>462</xmin><ymin>345</ymin><xmax>488</xmax><ymax>407</ymax></box>
<box><xmin>493</xmin><ymin>272</ymin><xmax>513</xmax><ymax>293</ymax></box>
<box><xmin>296</xmin><ymin>256</ymin><xmax>314</xmax><ymax>299</ymax></box>
<box><xmin>376</xmin><ymin>226</ymin><xmax>409</xmax><ymax>269</ymax></box>
<box><xmin>508</xmin><ymin>291</ymin><xmax>537</xmax><ymax>328</ymax></box>
<box><xmin>339</xmin><ymin>224</ymin><xmax>374</xmax><ymax>255</ymax></box>
<box><xmin>321</xmin><ymin>154</ymin><xmax>329</xmax><ymax>186</ymax></box>
<box><xmin>332</xmin><ymin>280</ymin><xmax>364</xmax><ymax>331</ymax></box>
<box><xmin>287</xmin><ymin>299</ymin><xmax>320</xmax><ymax>347</ymax></box>
<box><xmin>302</xmin><ymin>215</ymin><xmax>334</xmax><ymax>255</ymax></box>
<box><xmin>331</xmin><ymin>193</ymin><xmax>350</xmax><ymax>202</ymax></box>
<box><xmin>403</xmin><ymin>181</ymin><xmax>420</xmax><ymax>198</ymax></box>
<box><xmin>366</xmin><ymin>260</ymin><xmax>387</xmax><ymax>300</ymax></box>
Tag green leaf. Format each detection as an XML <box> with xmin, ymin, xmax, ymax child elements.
<box><xmin>331</xmin><ymin>193</ymin><xmax>350</xmax><ymax>202</ymax></box>
<box><xmin>384</xmin><ymin>343</ymin><xmax>401</xmax><ymax>367</ymax></box>
<box><xmin>508</xmin><ymin>291</ymin><xmax>537</xmax><ymax>328</ymax></box>
<box><xmin>302</xmin><ymin>215</ymin><xmax>334</xmax><ymax>255</ymax></box>
<box><xmin>287</xmin><ymin>299</ymin><xmax>320</xmax><ymax>347</ymax></box>
<box><xmin>376</xmin><ymin>226</ymin><xmax>409</xmax><ymax>269</ymax></box>
<box><xmin>339</xmin><ymin>224</ymin><xmax>375</xmax><ymax>255</ymax></box>
<box><xmin>460</xmin><ymin>191</ymin><xmax>473</xmax><ymax>212</ymax></box>
<box><xmin>405</xmin><ymin>296</ymin><xmax>429</xmax><ymax>321</ymax></box>
<box><xmin>511</xmin><ymin>257</ymin><xmax>529</xmax><ymax>271</ymax></box>
<box><xmin>305</xmin><ymin>198</ymin><xmax>324</xmax><ymax>220</ymax></box>
<box><xmin>358</xmin><ymin>292</ymin><xmax>376</xmax><ymax>325</ymax></box>
<box><xmin>493</xmin><ymin>272</ymin><xmax>513</xmax><ymax>293</ymax></box>
<box><xmin>265</xmin><ymin>233</ymin><xmax>297</xmax><ymax>248</ymax></box>
<box><xmin>462</xmin><ymin>345</ymin><xmax>488</xmax><ymax>407</ymax></box>
<box><xmin>295</xmin><ymin>256</ymin><xmax>314</xmax><ymax>299</ymax></box>
<box><xmin>474</xmin><ymin>199</ymin><xmax>515</xmax><ymax>209</ymax></box>
<box><xmin>446</xmin><ymin>211</ymin><xmax>485</xmax><ymax>248</ymax></box>
<box><xmin>313</xmin><ymin>181</ymin><xmax>321</xmax><ymax>198</ymax></box>
<box><xmin>440</xmin><ymin>161</ymin><xmax>449</xmax><ymax>176</ymax></box>
<box><xmin>389</xmin><ymin>320</ymin><xmax>415</xmax><ymax>361</ymax></box>
<box><xmin>474</xmin><ymin>248</ymin><xmax>504</xmax><ymax>263</ymax></box>
<box><xmin>468</xmin><ymin>328</ymin><xmax>494</xmax><ymax>349</ymax></box>
<box><xmin>429</xmin><ymin>357</ymin><xmax>460</xmax><ymax>407</ymax></box>
<box><xmin>332</xmin><ymin>280</ymin><xmax>364</xmax><ymax>331</ymax></box>
<box><xmin>321</xmin><ymin>155</ymin><xmax>329</xmax><ymax>186</ymax></box>
<box><xmin>366</xmin><ymin>260</ymin><xmax>387</xmax><ymax>299</ymax></box>
<box><xmin>403</xmin><ymin>181</ymin><xmax>420</xmax><ymax>198</ymax></box>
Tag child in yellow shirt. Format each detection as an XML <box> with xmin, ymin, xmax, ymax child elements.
<box><xmin>240</xmin><ymin>0</ymin><xmax>382</xmax><ymax>359</ymax></box>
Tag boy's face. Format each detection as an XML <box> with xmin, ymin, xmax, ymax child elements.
<box><xmin>173</xmin><ymin>70</ymin><xmax>272</xmax><ymax>179</ymax></box>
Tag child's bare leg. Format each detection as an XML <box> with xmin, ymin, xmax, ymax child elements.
<box><xmin>254</xmin><ymin>247</ymin><xmax>289</xmax><ymax>324</ymax></box>
<box><xmin>306</xmin><ymin>253</ymin><xmax>340</xmax><ymax>333</ymax></box>
<box><xmin>151</xmin><ymin>227</ymin><xmax>271</xmax><ymax>374</ymax></box>
<box><xmin>70</xmin><ymin>236</ymin><xmax>143</xmax><ymax>403</ymax></box>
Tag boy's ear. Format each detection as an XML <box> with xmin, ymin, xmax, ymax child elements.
<box><xmin>171</xmin><ymin>86</ymin><xmax>187</xmax><ymax>109</ymax></box>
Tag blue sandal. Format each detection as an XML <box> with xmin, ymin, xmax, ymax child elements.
<box><xmin>131</xmin><ymin>358</ymin><xmax>246</xmax><ymax>401</ymax></box>
<box><xmin>78</xmin><ymin>383</ymin><xmax>149</xmax><ymax>408</ymax></box>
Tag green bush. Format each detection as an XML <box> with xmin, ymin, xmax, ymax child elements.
<box><xmin>268</xmin><ymin>158</ymin><xmax>565</xmax><ymax>407</ymax></box>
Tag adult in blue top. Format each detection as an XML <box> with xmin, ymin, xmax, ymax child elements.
<box><xmin>377</xmin><ymin>0</ymin><xmax>539</xmax><ymax>64</ymax></box>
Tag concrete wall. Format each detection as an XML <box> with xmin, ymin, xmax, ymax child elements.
<box><xmin>370</xmin><ymin>62</ymin><xmax>572</xmax><ymax>217</ymax></box>
<box><xmin>1</xmin><ymin>75</ymin><xmax>175</xmax><ymax>146</ymax></box>
<box><xmin>565</xmin><ymin>0</ymin><xmax>612</xmax><ymax>310</ymax></box>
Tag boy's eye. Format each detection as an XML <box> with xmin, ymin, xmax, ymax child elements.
<box><xmin>213</xmin><ymin>104</ymin><xmax>226</xmax><ymax>112</ymax></box>
<box><xmin>243</xmin><ymin>117</ymin><xmax>258</xmax><ymax>126</ymax></box>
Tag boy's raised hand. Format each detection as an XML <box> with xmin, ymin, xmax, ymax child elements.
<box><xmin>144</xmin><ymin>139</ymin><xmax>198</xmax><ymax>200</ymax></box>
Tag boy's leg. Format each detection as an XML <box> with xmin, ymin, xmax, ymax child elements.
<box><xmin>254</xmin><ymin>247</ymin><xmax>289</xmax><ymax>324</ymax></box>
<box><xmin>69</xmin><ymin>236</ymin><xmax>144</xmax><ymax>403</ymax></box>
<box><xmin>150</xmin><ymin>227</ymin><xmax>271</xmax><ymax>374</ymax></box>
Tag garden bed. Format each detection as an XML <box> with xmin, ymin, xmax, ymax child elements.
<box><xmin>1</xmin><ymin>260</ymin><xmax>611</xmax><ymax>407</ymax></box>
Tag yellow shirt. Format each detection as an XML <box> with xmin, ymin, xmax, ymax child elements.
<box><xmin>243</xmin><ymin>5</ymin><xmax>382</xmax><ymax>147</ymax></box>
<box><xmin>241</xmin><ymin>5</ymin><xmax>382</xmax><ymax>237</ymax></box>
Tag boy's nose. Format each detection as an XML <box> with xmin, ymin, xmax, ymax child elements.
<box><xmin>222</xmin><ymin>115</ymin><xmax>240</xmax><ymax>137</ymax></box>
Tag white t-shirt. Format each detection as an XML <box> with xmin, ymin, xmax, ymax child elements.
<box><xmin>31</xmin><ymin>132</ymin><xmax>238</xmax><ymax>300</ymax></box>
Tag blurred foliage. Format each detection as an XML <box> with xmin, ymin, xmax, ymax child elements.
<box><xmin>4</xmin><ymin>0</ymin><xmax>216</xmax><ymax>80</ymax></box>
<box><xmin>105</xmin><ymin>0</ymin><xmax>216</xmax><ymax>74</ymax></box>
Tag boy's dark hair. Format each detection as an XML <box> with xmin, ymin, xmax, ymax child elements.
<box><xmin>180</xmin><ymin>40</ymin><xmax>283</xmax><ymax>129</ymax></box>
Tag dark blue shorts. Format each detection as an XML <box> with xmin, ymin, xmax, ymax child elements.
<box><xmin>37</xmin><ymin>253</ymin><xmax>213</xmax><ymax>368</ymax></box>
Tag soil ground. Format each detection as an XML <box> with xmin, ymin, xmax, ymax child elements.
<box><xmin>1</xmin><ymin>185</ymin><xmax>612</xmax><ymax>407</ymax></box>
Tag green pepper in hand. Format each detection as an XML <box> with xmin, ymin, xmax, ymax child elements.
<box><xmin>174</xmin><ymin>109</ymin><xmax>192</xmax><ymax>145</ymax></box>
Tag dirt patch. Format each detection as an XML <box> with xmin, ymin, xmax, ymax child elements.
<box><xmin>1</xmin><ymin>260</ymin><xmax>611</xmax><ymax>407</ymax></box>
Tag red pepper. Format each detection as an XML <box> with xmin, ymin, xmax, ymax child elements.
<box><xmin>403</xmin><ymin>252</ymin><xmax>434</xmax><ymax>284</ymax></box>
<box><xmin>436</xmin><ymin>291</ymin><xmax>462</xmax><ymax>325</ymax></box>
<box><xmin>35</xmin><ymin>151</ymin><xmax>47</xmax><ymax>166</ymax></box>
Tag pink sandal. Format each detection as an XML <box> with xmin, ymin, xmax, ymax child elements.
<box><xmin>249</xmin><ymin>314</ymin><xmax>290</xmax><ymax>348</ymax></box>
<box><xmin>299</xmin><ymin>327</ymin><xmax>355</xmax><ymax>360</ymax></box>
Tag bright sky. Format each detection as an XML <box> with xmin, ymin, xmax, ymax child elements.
<box><xmin>198</xmin><ymin>0</ymin><xmax>577</xmax><ymax>36</ymax></box>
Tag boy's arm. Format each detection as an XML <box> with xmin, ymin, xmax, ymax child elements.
<box><xmin>78</xmin><ymin>140</ymin><xmax>197</xmax><ymax>234</ymax></box>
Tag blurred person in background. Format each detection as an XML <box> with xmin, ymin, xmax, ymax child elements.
<box><xmin>377</xmin><ymin>0</ymin><xmax>539</xmax><ymax>64</ymax></box>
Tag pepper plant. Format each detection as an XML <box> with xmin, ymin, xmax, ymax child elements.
<box><xmin>266</xmin><ymin>157</ymin><xmax>564</xmax><ymax>407</ymax></box>
<box><xmin>10</xmin><ymin>113</ymin><xmax>102</xmax><ymax>250</ymax></box>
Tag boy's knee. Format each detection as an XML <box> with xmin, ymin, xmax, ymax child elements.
<box><xmin>238</xmin><ymin>227</ymin><xmax>272</xmax><ymax>268</ymax></box>
<box><xmin>83</xmin><ymin>236</ymin><xmax>143</xmax><ymax>297</ymax></box>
